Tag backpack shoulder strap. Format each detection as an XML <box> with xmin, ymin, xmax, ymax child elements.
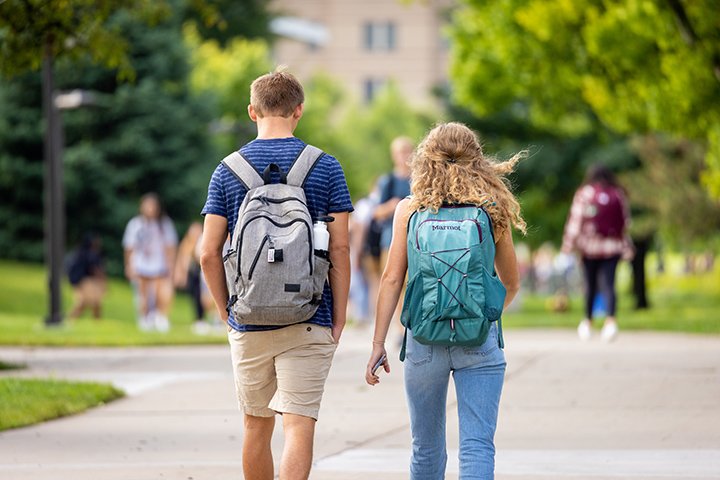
<box><xmin>286</xmin><ymin>144</ymin><xmax>324</xmax><ymax>187</ymax></box>
<box><xmin>221</xmin><ymin>151</ymin><xmax>264</xmax><ymax>190</ymax></box>
<box><xmin>379</xmin><ymin>173</ymin><xmax>396</xmax><ymax>203</ymax></box>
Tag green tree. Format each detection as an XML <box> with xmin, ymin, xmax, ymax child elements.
<box><xmin>185</xmin><ymin>24</ymin><xmax>273</xmax><ymax>152</ymax></box>
<box><xmin>328</xmin><ymin>83</ymin><xmax>437</xmax><ymax>198</ymax></box>
<box><xmin>623</xmin><ymin>135</ymin><xmax>720</xmax><ymax>250</ymax></box>
<box><xmin>0</xmin><ymin>0</ymin><xmax>166</xmax><ymax>79</ymax></box>
<box><xmin>0</xmin><ymin>4</ymin><xmax>216</xmax><ymax>273</ymax></box>
<box><xmin>450</xmin><ymin>0</ymin><xmax>720</xmax><ymax>196</ymax></box>
<box><xmin>445</xmin><ymin>101</ymin><xmax>637</xmax><ymax>248</ymax></box>
<box><xmin>182</xmin><ymin>0</ymin><xmax>272</xmax><ymax>46</ymax></box>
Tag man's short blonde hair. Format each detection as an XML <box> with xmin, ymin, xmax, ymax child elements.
<box><xmin>250</xmin><ymin>67</ymin><xmax>305</xmax><ymax>118</ymax></box>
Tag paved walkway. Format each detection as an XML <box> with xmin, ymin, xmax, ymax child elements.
<box><xmin>1</xmin><ymin>327</ymin><xmax>719</xmax><ymax>480</ymax></box>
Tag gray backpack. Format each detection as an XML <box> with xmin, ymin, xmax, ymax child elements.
<box><xmin>222</xmin><ymin>145</ymin><xmax>331</xmax><ymax>326</ymax></box>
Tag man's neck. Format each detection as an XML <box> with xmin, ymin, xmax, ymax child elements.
<box><xmin>255</xmin><ymin>117</ymin><xmax>296</xmax><ymax>140</ymax></box>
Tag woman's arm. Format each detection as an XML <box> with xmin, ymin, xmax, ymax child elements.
<box><xmin>365</xmin><ymin>198</ymin><xmax>411</xmax><ymax>385</ymax></box>
<box><xmin>494</xmin><ymin>228</ymin><xmax>520</xmax><ymax>309</ymax></box>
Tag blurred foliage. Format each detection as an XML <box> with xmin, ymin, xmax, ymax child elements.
<box><xmin>450</xmin><ymin>0</ymin><xmax>720</xmax><ymax>197</ymax></box>
<box><xmin>445</xmin><ymin>100</ymin><xmax>639</xmax><ymax>248</ymax></box>
<box><xmin>0</xmin><ymin>2</ymin><xmax>223</xmax><ymax>273</ymax></box>
<box><xmin>185</xmin><ymin>23</ymin><xmax>272</xmax><ymax>152</ymax></box>
<box><xmin>623</xmin><ymin>135</ymin><xmax>720</xmax><ymax>250</ymax></box>
<box><xmin>184</xmin><ymin>27</ymin><xmax>436</xmax><ymax>199</ymax></box>
<box><xmin>322</xmin><ymin>82</ymin><xmax>437</xmax><ymax>198</ymax></box>
<box><xmin>181</xmin><ymin>0</ymin><xmax>272</xmax><ymax>46</ymax></box>
<box><xmin>0</xmin><ymin>0</ymin><xmax>170</xmax><ymax>80</ymax></box>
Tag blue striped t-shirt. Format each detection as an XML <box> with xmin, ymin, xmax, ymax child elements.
<box><xmin>201</xmin><ymin>137</ymin><xmax>354</xmax><ymax>332</ymax></box>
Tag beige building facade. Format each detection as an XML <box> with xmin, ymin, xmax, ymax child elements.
<box><xmin>270</xmin><ymin>0</ymin><xmax>453</xmax><ymax>108</ymax></box>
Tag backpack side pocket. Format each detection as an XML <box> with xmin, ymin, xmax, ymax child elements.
<box><xmin>312</xmin><ymin>254</ymin><xmax>331</xmax><ymax>304</ymax></box>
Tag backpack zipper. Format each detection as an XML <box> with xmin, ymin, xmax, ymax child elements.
<box><xmin>237</xmin><ymin>216</ymin><xmax>313</xmax><ymax>282</ymax></box>
<box><xmin>248</xmin><ymin>196</ymin><xmax>308</xmax><ymax>207</ymax></box>
<box><xmin>247</xmin><ymin>235</ymin><xmax>270</xmax><ymax>281</ymax></box>
<box><xmin>415</xmin><ymin>219</ymin><xmax>483</xmax><ymax>250</ymax></box>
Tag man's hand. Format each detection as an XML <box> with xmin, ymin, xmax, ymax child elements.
<box><xmin>331</xmin><ymin>319</ymin><xmax>345</xmax><ymax>344</ymax></box>
<box><xmin>199</xmin><ymin>214</ymin><xmax>230</xmax><ymax>325</ymax></box>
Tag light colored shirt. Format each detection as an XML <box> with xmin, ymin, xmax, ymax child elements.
<box><xmin>123</xmin><ymin>216</ymin><xmax>178</xmax><ymax>277</ymax></box>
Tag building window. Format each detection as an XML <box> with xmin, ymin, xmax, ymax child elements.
<box><xmin>364</xmin><ymin>78</ymin><xmax>386</xmax><ymax>103</ymax></box>
<box><xmin>363</xmin><ymin>21</ymin><xmax>396</xmax><ymax>51</ymax></box>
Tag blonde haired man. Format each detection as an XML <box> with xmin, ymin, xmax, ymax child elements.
<box><xmin>200</xmin><ymin>69</ymin><xmax>353</xmax><ymax>480</ymax></box>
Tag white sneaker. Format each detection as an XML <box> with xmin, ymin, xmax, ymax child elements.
<box><xmin>138</xmin><ymin>314</ymin><xmax>154</xmax><ymax>332</ymax></box>
<box><xmin>577</xmin><ymin>319</ymin><xmax>592</xmax><ymax>341</ymax></box>
<box><xmin>192</xmin><ymin>321</ymin><xmax>210</xmax><ymax>335</ymax></box>
<box><xmin>601</xmin><ymin>321</ymin><xmax>618</xmax><ymax>342</ymax></box>
<box><xmin>154</xmin><ymin>313</ymin><xmax>170</xmax><ymax>333</ymax></box>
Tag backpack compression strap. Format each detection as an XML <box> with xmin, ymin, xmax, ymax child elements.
<box><xmin>286</xmin><ymin>145</ymin><xmax>324</xmax><ymax>187</ymax></box>
<box><xmin>222</xmin><ymin>152</ymin><xmax>264</xmax><ymax>190</ymax></box>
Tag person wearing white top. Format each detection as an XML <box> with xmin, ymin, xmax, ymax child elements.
<box><xmin>123</xmin><ymin>193</ymin><xmax>178</xmax><ymax>331</ymax></box>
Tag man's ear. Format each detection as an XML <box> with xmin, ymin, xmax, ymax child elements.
<box><xmin>293</xmin><ymin>103</ymin><xmax>304</xmax><ymax>120</ymax></box>
<box><xmin>248</xmin><ymin>104</ymin><xmax>259</xmax><ymax>123</ymax></box>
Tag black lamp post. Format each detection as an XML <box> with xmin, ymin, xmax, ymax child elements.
<box><xmin>42</xmin><ymin>41</ymin><xmax>99</xmax><ymax>326</ymax></box>
<box><xmin>42</xmin><ymin>45</ymin><xmax>63</xmax><ymax>326</ymax></box>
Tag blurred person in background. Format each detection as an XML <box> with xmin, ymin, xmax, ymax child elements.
<box><xmin>175</xmin><ymin>221</ymin><xmax>218</xmax><ymax>334</ymax></box>
<box><xmin>373</xmin><ymin>137</ymin><xmax>413</xmax><ymax>266</ymax></box>
<box><xmin>348</xmin><ymin>189</ymin><xmax>379</xmax><ymax>324</ymax></box>
<box><xmin>368</xmin><ymin>137</ymin><xmax>413</xmax><ymax>338</ymax></box>
<box><xmin>67</xmin><ymin>233</ymin><xmax>107</xmax><ymax>320</ymax></box>
<box><xmin>562</xmin><ymin>164</ymin><xmax>634</xmax><ymax>342</ymax></box>
<box><xmin>123</xmin><ymin>193</ymin><xmax>178</xmax><ymax>332</ymax></box>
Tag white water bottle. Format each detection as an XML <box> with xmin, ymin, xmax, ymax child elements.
<box><xmin>313</xmin><ymin>220</ymin><xmax>330</xmax><ymax>255</ymax></box>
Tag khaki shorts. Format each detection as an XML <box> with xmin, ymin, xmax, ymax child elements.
<box><xmin>73</xmin><ymin>278</ymin><xmax>105</xmax><ymax>305</ymax></box>
<box><xmin>227</xmin><ymin>323</ymin><xmax>337</xmax><ymax>420</ymax></box>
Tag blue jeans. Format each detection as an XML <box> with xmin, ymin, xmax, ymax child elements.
<box><xmin>404</xmin><ymin>323</ymin><xmax>506</xmax><ymax>480</ymax></box>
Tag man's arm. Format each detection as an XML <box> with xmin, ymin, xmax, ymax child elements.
<box><xmin>327</xmin><ymin>212</ymin><xmax>350</xmax><ymax>343</ymax></box>
<box><xmin>373</xmin><ymin>197</ymin><xmax>401</xmax><ymax>222</ymax></box>
<box><xmin>199</xmin><ymin>214</ymin><xmax>230</xmax><ymax>323</ymax></box>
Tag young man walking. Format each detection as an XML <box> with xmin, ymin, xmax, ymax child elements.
<box><xmin>199</xmin><ymin>69</ymin><xmax>353</xmax><ymax>480</ymax></box>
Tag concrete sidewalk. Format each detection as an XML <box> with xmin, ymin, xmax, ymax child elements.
<box><xmin>1</xmin><ymin>327</ymin><xmax>719</xmax><ymax>480</ymax></box>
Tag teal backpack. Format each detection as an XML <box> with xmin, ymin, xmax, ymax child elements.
<box><xmin>400</xmin><ymin>204</ymin><xmax>506</xmax><ymax>361</ymax></box>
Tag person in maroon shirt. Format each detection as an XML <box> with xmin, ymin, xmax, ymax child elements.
<box><xmin>562</xmin><ymin>164</ymin><xmax>634</xmax><ymax>342</ymax></box>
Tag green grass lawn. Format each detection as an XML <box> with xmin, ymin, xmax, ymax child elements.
<box><xmin>0</xmin><ymin>260</ymin><xmax>228</xmax><ymax>346</ymax></box>
<box><xmin>0</xmin><ymin>378</ymin><xmax>124</xmax><ymax>431</ymax></box>
<box><xmin>504</xmin><ymin>260</ymin><xmax>720</xmax><ymax>334</ymax></box>
<box><xmin>0</xmin><ymin>258</ymin><xmax>718</xmax><ymax>347</ymax></box>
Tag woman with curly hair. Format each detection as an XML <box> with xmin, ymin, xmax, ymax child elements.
<box><xmin>365</xmin><ymin>122</ymin><xmax>524</xmax><ymax>479</ymax></box>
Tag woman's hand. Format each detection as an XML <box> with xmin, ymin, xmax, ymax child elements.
<box><xmin>365</xmin><ymin>344</ymin><xmax>390</xmax><ymax>386</ymax></box>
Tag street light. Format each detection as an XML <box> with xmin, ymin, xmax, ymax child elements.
<box><xmin>43</xmin><ymin>86</ymin><xmax>101</xmax><ymax>327</ymax></box>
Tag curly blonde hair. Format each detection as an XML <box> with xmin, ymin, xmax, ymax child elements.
<box><xmin>409</xmin><ymin>122</ymin><xmax>526</xmax><ymax>235</ymax></box>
